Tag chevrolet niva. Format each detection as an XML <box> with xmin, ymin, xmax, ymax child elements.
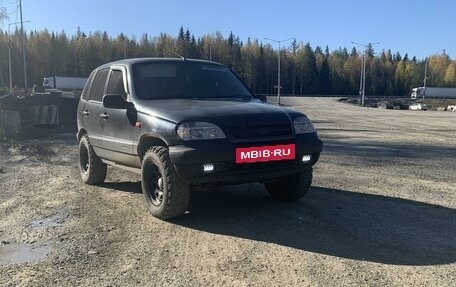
<box><xmin>77</xmin><ymin>58</ymin><xmax>323</xmax><ymax>219</ymax></box>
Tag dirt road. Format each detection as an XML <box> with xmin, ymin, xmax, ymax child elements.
<box><xmin>1</xmin><ymin>97</ymin><xmax>455</xmax><ymax>286</ymax></box>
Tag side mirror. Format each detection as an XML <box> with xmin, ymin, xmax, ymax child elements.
<box><xmin>103</xmin><ymin>94</ymin><xmax>127</xmax><ymax>109</ymax></box>
<box><xmin>255</xmin><ymin>94</ymin><xmax>267</xmax><ymax>102</ymax></box>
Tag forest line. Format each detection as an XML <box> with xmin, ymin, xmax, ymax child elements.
<box><xmin>1</xmin><ymin>27</ymin><xmax>455</xmax><ymax>96</ymax></box>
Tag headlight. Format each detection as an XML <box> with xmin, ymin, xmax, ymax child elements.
<box><xmin>294</xmin><ymin>116</ymin><xmax>316</xmax><ymax>134</ymax></box>
<box><xmin>177</xmin><ymin>122</ymin><xmax>226</xmax><ymax>140</ymax></box>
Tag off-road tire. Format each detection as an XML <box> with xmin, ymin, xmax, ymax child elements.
<box><xmin>78</xmin><ymin>134</ymin><xmax>107</xmax><ymax>184</ymax></box>
<box><xmin>265</xmin><ymin>168</ymin><xmax>313</xmax><ymax>201</ymax></box>
<box><xmin>141</xmin><ymin>146</ymin><xmax>190</xmax><ymax>220</ymax></box>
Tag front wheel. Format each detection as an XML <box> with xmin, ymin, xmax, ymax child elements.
<box><xmin>265</xmin><ymin>168</ymin><xmax>313</xmax><ymax>201</ymax></box>
<box><xmin>141</xmin><ymin>146</ymin><xmax>190</xmax><ymax>220</ymax></box>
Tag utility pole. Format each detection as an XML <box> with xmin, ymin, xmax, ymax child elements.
<box><xmin>8</xmin><ymin>20</ymin><xmax>30</xmax><ymax>92</ymax></box>
<box><xmin>19</xmin><ymin>0</ymin><xmax>28</xmax><ymax>89</ymax></box>
<box><xmin>264</xmin><ymin>37</ymin><xmax>295</xmax><ymax>105</ymax></box>
<box><xmin>423</xmin><ymin>57</ymin><xmax>428</xmax><ymax>98</ymax></box>
<box><xmin>362</xmin><ymin>50</ymin><xmax>366</xmax><ymax>106</ymax></box>
<box><xmin>8</xmin><ymin>38</ymin><xmax>12</xmax><ymax>91</ymax></box>
<box><xmin>351</xmin><ymin>41</ymin><xmax>380</xmax><ymax>106</ymax></box>
<box><xmin>209</xmin><ymin>40</ymin><xmax>212</xmax><ymax>61</ymax></box>
<box><xmin>124</xmin><ymin>39</ymin><xmax>127</xmax><ymax>59</ymax></box>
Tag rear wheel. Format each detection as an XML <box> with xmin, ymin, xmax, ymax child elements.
<box><xmin>141</xmin><ymin>146</ymin><xmax>190</xmax><ymax>220</ymax></box>
<box><xmin>78</xmin><ymin>134</ymin><xmax>107</xmax><ymax>184</ymax></box>
<box><xmin>265</xmin><ymin>168</ymin><xmax>313</xmax><ymax>201</ymax></box>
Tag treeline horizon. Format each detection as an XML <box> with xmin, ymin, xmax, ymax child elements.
<box><xmin>1</xmin><ymin>27</ymin><xmax>456</xmax><ymax>96</ymax></box>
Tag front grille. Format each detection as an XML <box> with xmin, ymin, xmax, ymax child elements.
<box><xmin>228</xmin><ymin>123</ymin><xmax>293</xmax><ymax>141</ymax></box>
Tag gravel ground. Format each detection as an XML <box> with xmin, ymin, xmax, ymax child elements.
<box><xmin>0</xmin><ymin>97</ymin><xmax>455</xmax><ymax>287</ymax></box>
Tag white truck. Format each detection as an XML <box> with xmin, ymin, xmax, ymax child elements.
<box><xmin>411</xmin><ymin>87</ymin><xmax>456</xmax><ymax>99</ymax></box>
<box><xmin>43</xmin><ymin>76</ymin><xmax>87</xmax><ymax>90</ymax></box>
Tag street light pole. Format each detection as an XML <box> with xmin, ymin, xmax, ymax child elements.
<box><xmin>358</xmin><ymin>50</ymin><xmax>363</xmax><ymax>97</ymax></box>
<box><xmin>278</xmin><ymin>41</ymin><xmax>281</xmax><ymax>104</ymax></box>
<box><xmin>264</xmin><ymin>37</ymin><xmax>295</xmax><ymax>105</ymax></box>
<box><xmin>351</xmin><ymin>41</ymin><xmax>380</xmax><ymax>106</ymax></box>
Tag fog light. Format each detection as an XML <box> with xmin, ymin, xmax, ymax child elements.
<box><xmin>203</xmin><ymin>163</ymin><xmax>215</xmax><ymax>172</ymax></box>
<box><xmin>301</xmin><ymin>155</ymin><xmax>312</xmax><ymax>162</ymax></box>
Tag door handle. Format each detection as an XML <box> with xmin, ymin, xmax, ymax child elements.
<box><xmin>100</xmin><ymin>112</ymin><xmax>109</xmax><ymax>119</ymax></box>
<box><xmin>82</xmin><ymin>110</ymin><xmax>90</xmax><ymax>117</ymax></box>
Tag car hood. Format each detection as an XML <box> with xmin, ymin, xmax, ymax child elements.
<box><xmin>135</xmin><ymin>99</ymin><xmax>298</xmax><ymax>125</ymax></box>
<box><xmin>135</xmin><ymin>98</ymin><xmax>308</xmax><ymax>142</ymax></box>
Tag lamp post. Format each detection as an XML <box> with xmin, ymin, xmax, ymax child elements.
<box><xmin>264</xmin><ymin>37</ymin><xmax>295</xmax><ymax>105</ymax></box>
<box><xmin>351</xmin><ymin>41</ymin><xmax>380</xmax><ymax>106</ymax></box>
<box><xmin>8</xmin><ymin>21</ymin><xmax>30</xmax><ymax>91</ymax></box>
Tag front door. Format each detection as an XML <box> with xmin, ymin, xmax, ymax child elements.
<box><xmin>100</xmin><ymin>68</ymin><xmax>136</xmax><ymax>166</ymax></box>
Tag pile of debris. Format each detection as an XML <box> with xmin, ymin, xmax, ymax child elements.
<box><xmin>0</xmin><ymin>89</ymin><xmax>79</xmax><ymax>139</ymax></box>
<box><xmin>340</xmin><ymin>97</ymin><xmax>413</xmax><ymax>110</ymax></box>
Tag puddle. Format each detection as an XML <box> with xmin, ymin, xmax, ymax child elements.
<box><xmin>0</xmin><ymin>243</ymin><xmax>53</xmax><ymax>265</ymax></box>
<box><xmin>27</xmin><ymin>212</ymin><xmax>69</xmax><ymax>230</ymax></box>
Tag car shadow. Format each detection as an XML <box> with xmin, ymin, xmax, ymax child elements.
<box><xmin>172</xmin><ymin>184</ymin><xmax>456</xmax><ymax>266</ymax></box>
<box><xmin>97</xmin><ymin>181</ymin><xmax>142</xmax><ymax>194</ymax></box>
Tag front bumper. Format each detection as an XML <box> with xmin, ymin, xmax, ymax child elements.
<box><xmin>169</xmin><ymin>133</ymin><xmax>323</xmax><ymax>185</ymax></box>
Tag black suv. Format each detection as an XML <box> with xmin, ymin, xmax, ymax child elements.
<box><xmin>77</xmin><ymin>58</ymin><xmax>322</xmax><ymax>219</ymax></box>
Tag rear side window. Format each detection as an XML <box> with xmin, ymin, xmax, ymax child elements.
<box><xmin>89</xmin><ymin>69</ymin><xmax>109</xmax><ymax>102</ymax></box>
<box><xmin>81</xmin><ymin>71</ymin><xmax>96</xmax><ymax>100</ymax></box>
<box><xmin>107</xmin><ymin>70</ymin><xmax>127</xmax><ymax>99</ymax></box>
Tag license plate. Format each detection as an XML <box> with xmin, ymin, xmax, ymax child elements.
<box><xmin>235</xmin><ymin>144</ymin><xmax>295</xmax><ymax>164</ymax></box>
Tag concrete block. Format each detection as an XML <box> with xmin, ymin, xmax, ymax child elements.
<box><xmin>0</xmin><ymin>110</ymin><xmax>21</xmax><ymax>138</ymax></box>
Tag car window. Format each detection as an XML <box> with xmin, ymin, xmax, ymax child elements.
<box><xmin>132</xmin><ymin>61</ymin><xmax>252</xmax><ymax>100</ymax></box>
<box><xmin>107</xmin><ymin>70</ymin><xmax>127</xmax><ymax>99</ymax></box>
<box><xmin>89</xmin><ymin>69</ymin><xmax>109</xmax><ymax>102</ymax></box>
<box><xmin>81</xmin><ymin>71</ymin><xmax>96</xmax><ymax>100</ymax></box>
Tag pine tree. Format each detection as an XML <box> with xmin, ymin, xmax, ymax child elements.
<box><xmin>298</xmin><ymin>43</ymin><xmax>318</xmax><ymax>94</ymax></box>
<box><xmin>366</xmin><ymin>43</ymin><xmax>375</xmax><ymax>58</ymax></box>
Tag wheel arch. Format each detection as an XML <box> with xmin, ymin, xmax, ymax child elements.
<box><xmin>77</xmin><ymin>128</ymin><xmax>88</xmax><ymax>141</ymax></box>
<box><xmin>137</xmin><ymin>135</ymin><xmax>168</xmax><ymax>161</ymax></box>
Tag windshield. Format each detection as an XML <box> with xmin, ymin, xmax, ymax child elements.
<box><xmin>132</xmin><ymin>61</ymin><xmax>252</xmax><ymax>100</ymax></box>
